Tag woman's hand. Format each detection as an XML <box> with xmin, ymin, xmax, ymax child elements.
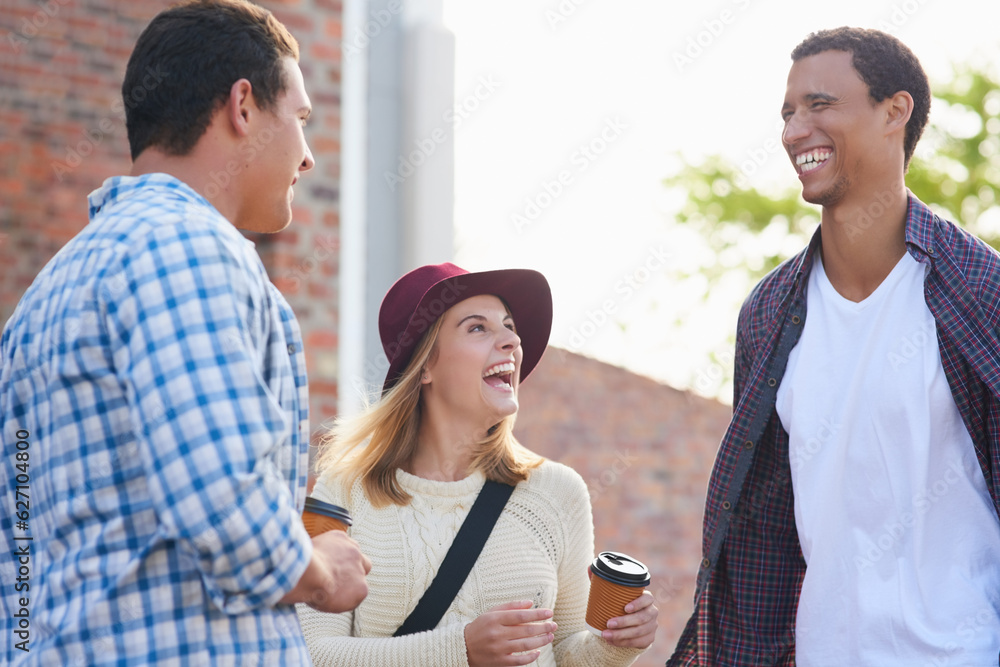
<box><xmin>601</xmin><ymin>590</ymin><xmax>658</xmax><ymax>649</ymax></box>
<box><xmin>464</xmin><ymin>600</ymin><xmax>557</xmax><ymax>666</ymax></box>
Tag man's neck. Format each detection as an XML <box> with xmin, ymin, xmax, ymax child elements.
<box><xmin>817</xmin><ymin>179</ymin><xmax>909</xmax><ymax>302</ymax></box>
<box><xmin>130</xmin><ymin>141</ymin><xmax>239</xmax><ymax>224</ymax></box>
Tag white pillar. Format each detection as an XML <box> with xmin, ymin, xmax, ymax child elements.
<box><xmin>338</xmin><ymin>0</ymin><xmax>370</xmax><ymax>417</ymax></box>
<box><xmin>340</xmin><ymin>0</ymin><xmax>456</xmax><ymax>400</ymax></box>
<box><xmin>401</xmin><ymin>0</ymin><xmax>455</xmax><ymax>270</ymax></box>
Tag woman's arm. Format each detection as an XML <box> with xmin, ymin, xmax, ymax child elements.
<box><xmin>297</xmin><ymin>603</ymin><xmax>470</xmax><ymax>666</ymax></box>
<box><xmin>550</xmin><ymin>467</ymin><xmax>651</xmax><ymax>667</ymax></box>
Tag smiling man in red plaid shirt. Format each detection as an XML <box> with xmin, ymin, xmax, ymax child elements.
<box><xmin>669</xmin><ymin>27</ymin><xmax>1000</xmax><ymax>666</ymax></box>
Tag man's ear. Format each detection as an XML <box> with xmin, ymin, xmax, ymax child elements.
<box><xmin>225</xmin><ymin>78</ymin><xmax>256</xmax><ymax>139</ymax></box>
<box><xmin>885</xmin><ymin>90</ymin><xmax>913</xmax><ymax>136</ymax></box>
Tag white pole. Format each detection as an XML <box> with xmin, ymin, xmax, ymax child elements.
<box><xmin>337</xmin><ymin>0</ymin><xmax>370</xmax><ymax>417</ymax></box>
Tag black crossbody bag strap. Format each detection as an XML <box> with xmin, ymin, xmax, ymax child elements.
<box><xmin>393</xmin><ymin>480</ymin><xmax>515</xmax><ymax>637</ymax></box>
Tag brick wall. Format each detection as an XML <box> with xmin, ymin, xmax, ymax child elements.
<box><xmin>514</xmin><ymin>348</ymin><xmax>730</xmax><ymax>666</ymax></box>
<box><xmin>0</xmin><ymin>0</ymin><xmax>344</xmax><ymax>429</ymax></box>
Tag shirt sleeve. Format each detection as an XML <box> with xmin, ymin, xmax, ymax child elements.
<box><xmin>103</xmin><ymin>220</ymin><xmax>311</xmax><ymax>615</ymax></box>
<box><xmin>550</xmin><ymin>467</ymin><xmax>644</xmax><ymax>667</ymax></box>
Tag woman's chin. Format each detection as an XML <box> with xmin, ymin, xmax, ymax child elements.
<box><xmin>481</xmin><ymin>390</ymin><xmax>519</xmax><ymax>421</ymax></box>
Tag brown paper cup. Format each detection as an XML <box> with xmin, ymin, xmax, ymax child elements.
<box><xmin>302</xmin><ymin>497</ymin><xmax>352</xmax><ymax>538</ymax></box>
<box><xmin>585</xmin><ymin>551</ymin><xmax>650</xmax><ymax>636</ymax></box>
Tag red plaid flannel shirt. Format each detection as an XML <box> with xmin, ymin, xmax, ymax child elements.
<box><xmin>668</xmin><ymin>194</ymin><xmax>1000</xmax><ymax>666</ymax></box>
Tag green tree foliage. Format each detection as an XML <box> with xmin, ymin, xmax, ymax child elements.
<box><xmin>665</xmin><ymin>65</ymin><xmax>1000</xmax><ymax>290</ymax></box>
<box><xmin>907</xmin><ymin>66</ymin><xmax>1000</xmax><ymax>240</ymax></box>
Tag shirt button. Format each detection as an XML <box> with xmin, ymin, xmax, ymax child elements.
<box><xmin>744</xmin><ymin>440</ymin><xmax>755</xmax><ymax>450</ymax></box>
<box><xmin>791</xmin><ymin>315</ymin><xmax>801</xmax><ymax>325</ymax></box>
<box><xmin>927</xmin><ymin>246</ymin><xmax>935</xmax><ymax>255</ymax></box>
<box><xmin>767</xmin><ymin>377</ymin><xmax>777</xmax><ymax>387</ymax></box>
<box><xmin>702</xmin><ymin>558</ymin><xmax>711</xmax><ymax>568</ymax></box>
<box><xmin>287</xmin><ymin>344</ymin><xmax>296</xmax><ymax>355</ymax></box>
<box><xmin>722</xmin><ymin>501</ymin><xmax>732</xmax><ymax>510</ymax></box>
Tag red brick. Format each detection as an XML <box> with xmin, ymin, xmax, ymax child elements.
<box><xmin>324</xmin><ymin>18</ymin><xmax>342</xmax><ymax>39</ymax></box>
<box><xmin>307</xmin><ymin>281</ymin><xmax>335</xmax><ymax>300</ymax></box>
<box><xmin>310</xmin><ymin>136</ymin><xmax>340</xmax><ymax>154</ymax></box>
<box><xmin>271</xmin><ymin>8</ymin><xmax>313</xmax><ymax>33</ymax></box>
<box><xmin>0</xmin><ymin>179</ymin><xmax>25</xmax><ymax>196</ymax></box>
<box><xmin>310</xmin><ymin>41</ymin><xmax>341</xmax><ymax>63</ymax></box>
<box><xmin>306</xmin><ymin>330</ymin><xmax>338</xmax><ymax>349</ymax></box>
<box><xmin>274</xmin><ymin>230</ymin><xmax>299</xmax><ymax>246</ymax></box>
<box><xmin>271</xmin><ymin>276</ymin><xmax>300</xmax><ymax>295</ymax></box>
<box><xmin>290</xmin><ymin>205</ymin><xmax>313</xmax><ymax>225</ymax></box>
<box><xmin>309</xmin><ymin>380</ymin><xmax>339</xmax><ymax>397</ymax></box>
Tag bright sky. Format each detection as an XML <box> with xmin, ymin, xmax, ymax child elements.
<box><xmin>442</xmin><ymin>0</ymin><xmax>1000</xmax><ymax>401</ymax></box>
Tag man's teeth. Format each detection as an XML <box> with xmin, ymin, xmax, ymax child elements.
<box><xmin>483</xmin><ymin>362</ymin><xmax>515</xmax><ymax>378</ymax></box>
<box><xmin>796</xmin><ymin>149</ymin><xmax>832</xmax><ymax>172</ymax></box>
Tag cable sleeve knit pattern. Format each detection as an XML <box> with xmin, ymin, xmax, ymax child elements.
<box><xmin>297</xmin><ymin>460</ymin><xmax>645</xmax><ymax>666</ymax></box>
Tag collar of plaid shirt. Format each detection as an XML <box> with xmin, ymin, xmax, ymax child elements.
<box><xmin>668</xmin><ymin>192</ymin><xmax>1000</xmax><ymax>666</ymax></box>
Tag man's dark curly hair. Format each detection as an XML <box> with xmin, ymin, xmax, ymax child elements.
<box><xmin>792</xmin><ymin>27</ymin><xmax>930</xmax><ymax>171</ymax></box>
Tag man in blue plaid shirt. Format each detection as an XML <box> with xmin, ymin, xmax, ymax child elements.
<box><xmin>670</xmin><ymin>28</ymin><xmax>1000</xmax><ymax>666</ymax></box>
<box><xmin>0</xmin><ymin>1</ymin><xmax>370</xmax><ymax>664</ymax></box>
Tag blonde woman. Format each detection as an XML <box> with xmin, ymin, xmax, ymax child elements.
<box><xmin>298</xmin><ymin>263</ymin><xmax>657</xmax><ymax>666</ymax></box>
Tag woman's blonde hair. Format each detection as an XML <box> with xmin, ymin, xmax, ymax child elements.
<box><xmin>315</xmin><ymin>314</ymin><xmax>543</xmax><ymax>507</ymax></box>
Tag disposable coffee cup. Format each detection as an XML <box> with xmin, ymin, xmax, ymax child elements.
<box><xmin>301</xmin><ymin>497</ymin><xmax>352</xmax><ymax>537</ymax></box>
<box><xmin>585</xmin><ymin>551</ymin><xmax>650</xmax><ymax>636</ymax></box>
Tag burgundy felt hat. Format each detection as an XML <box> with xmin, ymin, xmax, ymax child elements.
<box><xmin>379</xmin><ymin>262</ymin><xmax>552</xmax><ymax>392</ymax></box>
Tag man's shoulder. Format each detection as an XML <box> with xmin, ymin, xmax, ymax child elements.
<box><xmin>933</xmin><ymin>211</ymin><xmax>1000</xmax><ymax>270</ymax></box>
<box><xmin>7</xmin><ymin>175</ymin><xmax>271</xmax><ymax>328</ymax></box>
<box><xmin>928</xmin><ymin>207</ymin><xmax>1000</xmax><ymax>313</ymax></box>
<box><xmin>86</xmin><ymin>178</ymin><xmax>268</xmax><ymax>292</ymax></box>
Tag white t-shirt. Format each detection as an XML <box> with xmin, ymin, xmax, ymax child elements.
<box><xmin>776</xmin><ymin>251</ymin><xmax>1000</xmax><ymax>666</ymax></box>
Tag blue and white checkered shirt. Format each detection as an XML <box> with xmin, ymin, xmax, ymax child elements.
<box><xmin>1</xmin><ymin>174</ymin><xmax>314</xmax><ymax>665</ymax></box>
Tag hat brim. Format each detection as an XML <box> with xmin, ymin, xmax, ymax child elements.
<box><xmin>382</xmin><ymin>268</ymin><xmax>552</xmax><ymax>392</ymax></box>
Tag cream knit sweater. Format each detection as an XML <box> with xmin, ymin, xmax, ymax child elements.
<box><xmin>296</xmin><ymin>460</ymin><xmax>646</xmax><ymax>666</ymax></box>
